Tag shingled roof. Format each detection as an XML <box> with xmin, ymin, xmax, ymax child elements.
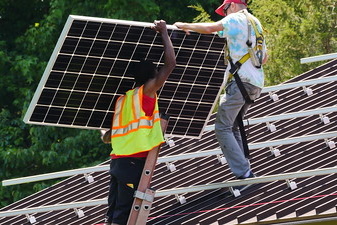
<box><xmin>1</xmin><ymin>59</ymin><xmax>337</xmax><ymax>225</ymax></box>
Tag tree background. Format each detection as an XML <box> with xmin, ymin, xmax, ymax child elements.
<box><xmin>0</xmin><ymin>0</ymin><xmax>336</xmax><ymax>208</ymax></box>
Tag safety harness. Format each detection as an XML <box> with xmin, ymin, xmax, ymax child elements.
<box><xmin>225</xmin><ymin>10</ymin><xmax>265</xmax><ymax>158</ymax></box>
<box><xmin>226</xmin><ymin>9</ymin><xmax>265</xmax><ymax>84</ymax></box>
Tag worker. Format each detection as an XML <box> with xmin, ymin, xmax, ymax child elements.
<box><xmin>174</xmin><ymin>0</ymin><xmax>267</xmax><ymax>183</ymax></box>
<box><xmin>100</xmin><ymin>19</ymin><xmax>176</xmax><ymax>225</ymax></box>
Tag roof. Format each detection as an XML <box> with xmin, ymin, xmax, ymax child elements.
<box><xmin>1</xmin><ymin>59</ymin><xmax>337</xmax><ymax>225</ymax></box>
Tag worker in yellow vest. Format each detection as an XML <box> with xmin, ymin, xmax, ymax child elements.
<box><xmin>100</xmin><ymin>20</ymin><xmax>175</xmax><ymax>225</ymax></box>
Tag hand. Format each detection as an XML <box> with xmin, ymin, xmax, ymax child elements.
<box><xmin>100</xmin><ymin>129</ymin><xmax>111</xmax><ymax>144</ymax></box>
<box><xmin>151</xmin><ymin>20</ymin><xmax>168</xmax><ymax>34</ymax></box>
<box><xmin>173</xmin><ymin>22</ymin><xmax>190</xmax><ymax>35</ymax></box>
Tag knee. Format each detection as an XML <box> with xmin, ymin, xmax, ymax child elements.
<box><xmin>214</xmin><ymin>123</ymin><xmax>222</xmax><ymax>134</ymax></box>
<box><xmin>215</xmin><ymin>122</ymin><xmax>231</xmax><ymax>133</ymax></box>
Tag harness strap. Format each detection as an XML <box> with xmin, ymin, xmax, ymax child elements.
<box><xmin>226</xmin><ymin>53</ymin><xmax>250</xmax><ymax>82</ymax></box>
<box><xmin>246</xmin><ymin>14</ymin><xmax>252</xmax><ymax>47</ymax></box>
<box><xmin>243</xmin><ymin>10</ymin><xmax>264</xmax><ymax>66</ymax></box>
<box><xmin>228</xmin><ymin>54</ymin><xmax>254</xmax><ymax>104</ymax></box>
<box><xmin>236</xmin><ymin>108</ymin><xmax>250</xmax><ymax>158</ymax></box>
<box><xmin>243</xmin><ymin>9</ymin><xmax>263</xmax><ymax>41</ymax></box>
<box><xmin>228</xmin><ymin>54</ymin><xmax>253</xmax><ymax>159</ymax></box>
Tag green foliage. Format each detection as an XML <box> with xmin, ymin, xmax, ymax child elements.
<box><xmin>249</xmin><ymin>0</ymin><xmax>300</xmax><ymax>84</ymax></box>
<box><xmin>104</xmin><ymin>0</ymin><xmax>160</xmax><ymax>21</ymax></box>
<box><xmin>155</xmin><ymin>0</ymin><xmax>220</xmax><ymax>24</ymax></box>
<box><xmin>189</xmin><ymin>4</ymin><xmax>214</xmax><ymax>23</ymax></box>
<box><xmin>0</xmin><ymin>0</ymin><xmax>51</xmax><ymax>49</ymax></box>
<box><xmin>250</xmin><ymin>0</ymin><xmax>337</xmax><ymax>85</ymax></box>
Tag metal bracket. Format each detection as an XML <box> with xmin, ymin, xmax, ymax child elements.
<box><xmin>286</xmin><ymin>179</ymin><xmax>297</xmax><ymax>190</ymax></box>
<box><xmin>229</xmin><ymin>187</ymin><xmax>241</xmax><ymax>197</ymax></box>
<box><xmin>26</xmin><ymin>214</ymin><xmax>36</xmax><ymax>224</ymax></box>
<box><xmin>269</xmin><ymin>92</ymin><xmax>279</xmax><ymax>101</ymax></box>
<box><xmin>134</xmin><ymin>190</ymin><xmax>155</xmax><ymax>203</ymax></box>
<box><xmin>270</xmin><ymin>147</ymin><xmax>281</xmax><ymax>157</ymax></box>
<box><xmin>165</xmin><ymin>138</ymin><xmax>175</xmax><ymax>147</ymax></box>
<box><xmin>303</xmin><ymin>86</ymin><xmax>313</xmax><ymax>96</ymax></box>
<box><xmin>166</xmin><ymin>162</ymin><xmax>177</xmax><ymax>172</ymax></box>
<box><xmin>175</xmin><ymin>194</ymin><xmax>186</xmax><ymax>204</ymax></box>
<box><xmin>217</xmin><ymin>155</ymin><xmax>227</xmax><ymax>165</ymax></box>
<box><xmin>325</xmin><ymin>139</ymin><xmax>336</xmax><ymax>149</ymax></box>
<box><xmin>84</xmin><ymin>174</ymin><xmax>94</xmax><ymax>183</ymax></box>
<box><xmin>74</xmin><ymin>208</ymin><xmax>85</xmax><ymax>218</ymax></box>
<box><xmin>266</xmin><ymin>122</ymin><xmax>277</xmax><ymax>132</ymax></box>
<box><xmin>320</xmin><ymin>114</ymin><xmax>330</xmax><ymax>124</ymax></box>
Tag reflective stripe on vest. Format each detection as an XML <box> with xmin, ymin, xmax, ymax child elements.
<box><xmin>110</xmin><ymin>85</ymin><xmax>164</xmax><ymax>156</ymax></box>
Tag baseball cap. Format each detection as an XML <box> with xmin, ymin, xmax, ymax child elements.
<box><xmin>215</xmin><ymin>0</ymin><xmax>248</xmax><ymax>16</ymax></box>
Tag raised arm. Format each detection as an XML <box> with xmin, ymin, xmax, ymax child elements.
<box><xmin>173</xmin><ymin>21</ymin><xmax>223</xmax><ymax>35</ymax></box>
<box><xmin>143</xmin><ymin>20</ymin><xmax>176</xmax><ymax>97</ymax></box>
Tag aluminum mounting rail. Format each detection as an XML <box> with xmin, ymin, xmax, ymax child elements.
<box><xmin>158</xmin><ymin>131</ymin><xmax>337</xmax><ymax>163</ymax></box>
<box><xmin>155</xmin><ymin>166</ymin><xmax>337</xmax><ymax>197</ymax></box>
<box><xmin>204</xmin><ymin>105</ymin><xmax>337</xmax><ymax>131</ymax></box>
<box><xmin>0</xmin><ymin>199</ymin><xmax>108</xmax><ymax>218</ymax></box>
<box><xmin>300</xmin><ymin>53</ymin><xmax>337</xmax><ymax>64</ymax></box>
<box><xmin>261</xmin><ymin>75</ymin><xmax>337</xmax><ymax>93</ymax></box>
<box><xmin>2</xmin><ymin>165</ymin><xmax>109</xmax><ymax>186</ymax></box>
<box><xmin>1</xmin><ymin>166</ymin><xmax>336</xmax><ymax>218</ymax></box>
<box><xmin>2</xmin><ymin>131</ymin><xmax>337</xmax><ymax>186</ymax></box>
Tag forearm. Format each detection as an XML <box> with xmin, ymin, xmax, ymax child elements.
<box><xmin>176</xmin><ymin>22</ymin><xmax>220</xmax><ymax>34</ymax></box>
<box><xmin>161</xmin><ymin>31</ymin><xmax>176</xmax><ymax>69</ymax></box>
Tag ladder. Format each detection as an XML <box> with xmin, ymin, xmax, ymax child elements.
<box><xmin>127</xmin><ymin>115</ymin><xmax>169</xmax><ymax>225</ymax></box>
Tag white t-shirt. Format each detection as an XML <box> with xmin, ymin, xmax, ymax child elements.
<box><xmin>218</xmin><ymin>9</ymin><xmax>267</xmax><ymax>88</ymax></box>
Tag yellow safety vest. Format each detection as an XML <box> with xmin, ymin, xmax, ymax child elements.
<box><xmin>110</xmin><ymin>85</ymin><xmax>164</xmax><ymax>156</ymax></box>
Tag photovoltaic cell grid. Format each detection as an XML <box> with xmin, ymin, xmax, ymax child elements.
<box><xmin>24</xmin><ymin>15</ymin><xmax>226</xmax><ymax>138</ymax></box>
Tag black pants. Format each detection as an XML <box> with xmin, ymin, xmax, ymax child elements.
<box><xmin>106</xmin><ymin>158</ymin><xmax>145</xmax><ymax>225</ymax></box>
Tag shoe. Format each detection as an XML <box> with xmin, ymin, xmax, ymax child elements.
<box><xmin>238</xmin><ymin>171</ymin><xmax>256</xmax><ymax>179</ymax></box>
<box><xmin>233</xmin><ymin>171</ymin><xmax>256</xmax><ymax>193</ymax></box>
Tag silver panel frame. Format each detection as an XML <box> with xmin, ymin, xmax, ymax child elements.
<box><xmin>23</xmin><ymin>15</ymin><xmax>226</xmax><ymax>139</ymax></box>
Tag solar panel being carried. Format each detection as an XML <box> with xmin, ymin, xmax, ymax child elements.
<box><xmin>23</xmin><ymin>15</ymin><xmax>226</xmax><ymax>138</ymax></box>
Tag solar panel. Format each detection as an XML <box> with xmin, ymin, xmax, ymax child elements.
<box><xmin>24</xmin><ymin>15</ymin><xmax>226</xmax><ymax>138</ymax></box>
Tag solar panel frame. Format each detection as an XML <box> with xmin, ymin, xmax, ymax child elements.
<box><xmin>24</xmin><ymin>15</ymin><xmax>226</xmax><ymax>139</ymax></box>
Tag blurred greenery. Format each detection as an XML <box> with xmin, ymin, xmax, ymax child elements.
<box><xmin>0</xmin><ymin>0</ymin><xmax>336</xmax><ymax>208</ymax></box>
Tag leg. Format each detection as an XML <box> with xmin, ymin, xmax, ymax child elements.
<box><xmin>110</xmin><ymin>158</ymin><xmax>145</xmax><ymax>225</ymax></box>
<box><xmin>215</xmin><ymin>81</ymin><xmax>251</xmax><ymax>178</ymax></box>
<box><xmin>106</xmin><ymin>160</ymin><xmax>118</xmax><ymax>223</ymax></box>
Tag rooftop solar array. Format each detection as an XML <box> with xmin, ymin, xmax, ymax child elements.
<box><xmin>2</xmin><ymin>58</ymin><xmax>337</xmax><ymax>224</ymax></box>
<box><xmin>23</xmin><ymin>15</ymin><xmax>226</xmax><ymax>138</ymax></box>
